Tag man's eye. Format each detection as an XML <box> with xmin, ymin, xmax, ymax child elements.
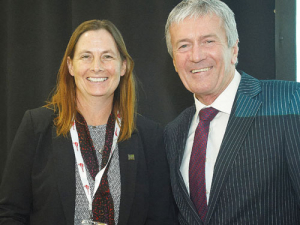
<box><xmin>179</xmin><ymin>44</ymin><xmax>188</xmax><ymax>49</ymax></box>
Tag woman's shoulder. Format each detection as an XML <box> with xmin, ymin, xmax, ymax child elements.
<box><xmin>22</xmin><ymin>107</ymin><xmax>55</xmax><ymax>131</ymax></box>
<box><xmin>135</xmin><ymin>114</ymin><xmax>161</xmax><ymax>130</ymax></box>
<box><xmin>29</xmin><ymin>106</ymin><xmax>55</xmax><ymax>117</ymax></box>
<box><xmin>135</xmin><ymin>114</ymin><xmax>163</xmax><ymax>139</ymax></box>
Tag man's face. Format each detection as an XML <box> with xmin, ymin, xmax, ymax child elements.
<box><xmin>170</xmin><ymin>14</ymin><xmax>238</xmax><ymax>105</ymax></box>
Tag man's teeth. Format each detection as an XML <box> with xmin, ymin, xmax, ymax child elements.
<box><xmin>87</xmin><ymin>77</ymin><xmax>108</xmax><ymax>82</ymax></box>
<box><xmin>192</xmin><ymin>67</ymin><xmax>211</xmax><ymax>73</ymax></box>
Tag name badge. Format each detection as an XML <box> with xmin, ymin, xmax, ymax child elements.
<box><xmin>81</xmin><ymin>219</ymin><xmax>107</xmax><ymax>225</ymax></box>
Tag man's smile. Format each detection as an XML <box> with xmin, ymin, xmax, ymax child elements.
<box><xmin>191</xmin><ymin>67</ymin><xmax>212</xmax><ymax>74</ymax></box>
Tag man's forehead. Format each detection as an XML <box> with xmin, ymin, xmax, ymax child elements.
<box><xmin>169</xmin><ymin>14</ymin><xmax>224</xmax><ymax>37</ymax></box>
<box><xmin>171</xmin><ymin>13</ymin><xmax>223</xmax><ymax>26</ymax></box>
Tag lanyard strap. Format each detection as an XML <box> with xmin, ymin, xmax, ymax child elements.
<box><xmin>70</xmin><ymin>119</ymin><xmax>120</xmax><ymax>210</ymax></box>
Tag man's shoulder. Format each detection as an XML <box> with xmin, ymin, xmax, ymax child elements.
<box><xmin>165</xmin><ymin>106</ymin><xmax>195</xmax><ymax>134</ymax></box>
<box><xmin>254</xmin><ymin>76</ymin><xmax>300</xmax><ymax>101</ymax></box>
<box><xmin>239</xmin><ymin>71</ymin><xmax>300</xmax><ymax>100</ymax></box>
<box><xmin>260</xmin><ymin>79</ymin><xmax>300</xmax><ymax>90</ymax></box>
<box><xmin>239</xmin><ymin>71</ymin><xmax>300</xmax><ymax>116</ymax></box>
<box><xmin>240</xmin><ymin>71</ymin><xmax>300</xmax><ymax>91</ymax></box>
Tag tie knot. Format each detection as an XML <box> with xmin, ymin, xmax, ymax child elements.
<box><xmin>199</xmin><ymin>107</ymin><xmax>219</xmax><ymax>122</ymax></box>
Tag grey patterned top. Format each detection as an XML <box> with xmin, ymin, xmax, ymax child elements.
<box><xmin>74</xmin><ymin>124</ymin><xmax>121</xmax><ymax>225</ymax></box>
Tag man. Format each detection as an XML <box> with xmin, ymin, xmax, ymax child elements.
<box><xmin>164</xmin><ymin>0</ymin><xmax>300</xmax><ymax>224</ymax></box>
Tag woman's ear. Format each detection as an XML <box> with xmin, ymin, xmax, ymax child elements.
<box><xmin>120</xmin><ymin>60</ymin><xmax>127</xmax><ymax>77</ymax></box>
<box><xmin>67</xmin><ymin>56</ymin><xmax>74</xmax><ymax>76</ymax></box>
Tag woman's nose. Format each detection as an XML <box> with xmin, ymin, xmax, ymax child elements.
<box><xmin>91</xmin><ymin>59</ymin><xmax>104</xmax><ymax>72</ymax></box>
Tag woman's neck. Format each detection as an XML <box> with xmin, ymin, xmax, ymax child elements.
<box><xmin>76</xmin><ymin>96</ymin><xmax>113</xmax><ymax>126</ymax></box>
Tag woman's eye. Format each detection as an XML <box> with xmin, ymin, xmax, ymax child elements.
<box><xmin>81</xmin><ymin>55</ymin><xmax>91</xmax><ymax>59</ymax></box>
<box><xmin>103</xmin><ymin>55</ymin><xmax>113</xmax><ymax>60</ymax></box>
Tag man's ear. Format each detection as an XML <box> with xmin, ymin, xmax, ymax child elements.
<box><xmin>173</xmin><ymin>58</ymin><xmax>178</xmax><ymax>72</ymax></box>
<box><xmin>231</xmin><ymin>39</ymin><xmax>239</xmax><ymax>65</ymax></box>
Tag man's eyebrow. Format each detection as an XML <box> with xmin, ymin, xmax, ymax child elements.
<box><xmin>175</xmin><ymin>34</ymin><xmax>218</xmax><ymax>45</ymax></box>
<box><xmin>201</xmin><ymin>34</ymin><xmax>218</xmax><ymax>39</ymax></box>
<box><xmin>175</xmin><ymin>38</ymin><xmax>191</xmax><ymax>45</ymax></box>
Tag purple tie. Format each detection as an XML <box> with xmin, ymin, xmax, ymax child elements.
<box><xmin>189</xmin><ymin>107</ymin><xmax>219</xmax><ymax>222</ymax></box>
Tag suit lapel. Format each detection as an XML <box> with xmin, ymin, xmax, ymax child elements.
<box><xmin>175</xmin><ymin>107</ymin><xmax>195</xmax><ymax>197</ymax></box>
<box><xmin>52</xmin><ymin>128</ymin><xmax>76</xmax><ymax>225</ymax></box>
<box><xmin>118</xmin><ymin>131</ymin><xmax>139</xmax><ymax>224</ymax></box>
<box><xmin>173</xmin><ymin>107</ymin><xmax>205</xmax><ymax>224</ymax></box>
<box><xmin>206</xmin><ymin>73</ymin><xmax>262</xmax><ymax>224</ymax></box>
<box><xmin>176</xmin><ymin>106</ymin><xmax>196</xmax><ymax>167</ymax></box>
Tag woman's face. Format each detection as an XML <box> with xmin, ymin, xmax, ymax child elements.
<box><xmin>67</xmin><ymin>29</ymin><xmax>126</xmax><ymax>104</ymax></box>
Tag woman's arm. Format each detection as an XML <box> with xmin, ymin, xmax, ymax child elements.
<box><xmin>0</xmin><ymin>110</ymin><xmax>37</xmax><ymax>224</ymax></box>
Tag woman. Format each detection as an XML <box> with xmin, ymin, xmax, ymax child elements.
<box><xmin>0</xmin><ymin>20</ymin><xmax>175</xmax><ymax>225</ymax></box>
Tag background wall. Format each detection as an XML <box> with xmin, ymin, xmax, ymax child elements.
<box><xmin>0</xmin><ymin>0</ymin><xmax>288</xmax><ymax>181</ymax></box>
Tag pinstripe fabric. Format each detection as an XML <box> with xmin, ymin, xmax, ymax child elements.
<box><xmin>165</xmin><ymin>72</ymin><xmax>300</xmax><ymax>225</ymax></box>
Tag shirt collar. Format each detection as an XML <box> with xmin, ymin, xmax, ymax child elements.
<box><xmin>194</xmin><ymin>69</ymin><xmax>241</xmax><ymax>115</ymax></box>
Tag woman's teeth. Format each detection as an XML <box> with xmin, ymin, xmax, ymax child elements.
<box><xmin>87</xmin><ymin>77</ymin><xmax>108</xmax><ymax>82</ymax></box>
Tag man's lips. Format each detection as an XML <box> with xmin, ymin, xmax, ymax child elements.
<box><xmin>191</xmin><ymin>67</ymin><xmax>212</xmax><ymax>73</ymax></box>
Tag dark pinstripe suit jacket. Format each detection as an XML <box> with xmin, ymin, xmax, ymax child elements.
<box><xmin>165</xmin><ymin>72</ymin><xmax>300</xmax><ymax>225</ymax></box>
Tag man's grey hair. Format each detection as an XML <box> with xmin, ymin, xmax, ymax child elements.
<box><xmin>165</xmin><ymin>0</ymin><xmax>239</xmax><ymax>58</ymax></box>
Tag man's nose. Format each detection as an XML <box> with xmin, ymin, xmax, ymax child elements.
<box><xmin>190</xmin><ymin>44</ymin><xmax>206</xmax><ymax>63</ymax></box>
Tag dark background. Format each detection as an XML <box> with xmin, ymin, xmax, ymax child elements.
<box><xmin>0</xmin><ymin>0</ymin><xmax>296</xmax><ymax>181</ymax></box>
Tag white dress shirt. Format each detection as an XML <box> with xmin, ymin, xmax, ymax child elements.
<box><xmin>180</xmin><ymin>70</ymin><xmax>241</xmax><ymax>204</ymax></box>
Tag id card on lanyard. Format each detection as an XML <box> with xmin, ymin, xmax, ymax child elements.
<box><xmin>70</xmin><ymin>119</ymin><xmax>120</xmax><ymax>210</ymax></box>
<box><xmin>81</xmin><ymin>219</ymin><xmax>107</xmax><ymax>225</ymax></box>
